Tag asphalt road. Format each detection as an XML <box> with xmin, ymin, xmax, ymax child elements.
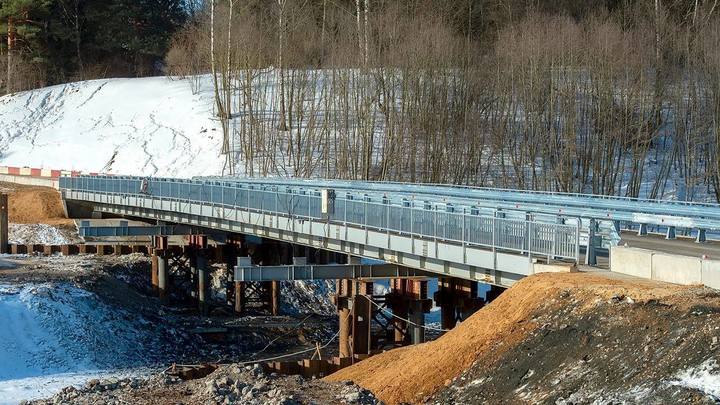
<box><xmin>619</xmin><ymin>231</ymin><xmax>720</xmax><ymax>259</ymax></box>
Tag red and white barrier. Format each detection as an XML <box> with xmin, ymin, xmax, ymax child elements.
<box><xmin>0</xmin><ymin>165</ymin><xmax>108</xmax><ymax>189</ymax></box>
<box><xmin>0</xmin><ymin>166</ymin><xmax>100</xmax><ymax>179</ymax></box>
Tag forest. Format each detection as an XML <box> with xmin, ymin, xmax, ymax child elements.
<box><xmin>3</xmin><ymin>1</ymin><xmax>720</xmax><ymax>201</ymax></box>
<box><xmin>0</xmin><ymin>0</ymin><xmax>189</xmax><ymax>91</ymax></box>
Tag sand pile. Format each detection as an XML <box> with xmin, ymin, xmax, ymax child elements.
<box><xmin>326</xmin><ymin>272</ymin><xmax>688</xmax><ymax>404</ymax></box>
<box><xmin>0</xmin><ymin>183</ymin><xmax>70</xmax><ymax>225</ymax></box>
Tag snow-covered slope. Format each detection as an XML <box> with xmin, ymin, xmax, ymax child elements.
<box><xmin>0</xmin><ymin>77</ymin><xmax>224</xmax><ymax>177</ymax></box>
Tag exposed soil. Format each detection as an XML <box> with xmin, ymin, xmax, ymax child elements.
<box><xmin>326</xmin><ymin>272</ymin><xmax>720</xmax><ymax>405</ymax></box>
<box><xmin>0</xmin><ymin>182</ymin><xmax>72</xmax><ymax>225</ymax></box>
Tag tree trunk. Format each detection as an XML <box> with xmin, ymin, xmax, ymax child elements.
<box><xmin>7</xmin><ymin>17</ymin><xmax>15</xmax><ymax>94</ymax></box>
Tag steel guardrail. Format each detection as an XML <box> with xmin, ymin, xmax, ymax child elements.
<box><xmin>60</xmin><ymin>175</ymin><xmax>580</xmax><ymax>261</ymax></box>
<box><xmin>199</xmin><ymin>177</ymin><xmax>720</xmax><ymax>231</ymax></box>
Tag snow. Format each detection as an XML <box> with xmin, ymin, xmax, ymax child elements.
<box><xmin>0</xmin><ymin>283</ymin><xmax>160</xmax><ymax>404</ymax></box>
<box><xmin>8</xmin><ymin>223</ymin><xmax>81</xmax><ymax>245</ymax></box>
<box><xmin>669</xmin><ymin>358</ymin><xmax>720</xmax><ymax>400</ymax></box>
<box><xmin>0</xmin><ymin>77</ymin><xmax>225</xmax><ymax>177</ymax></box>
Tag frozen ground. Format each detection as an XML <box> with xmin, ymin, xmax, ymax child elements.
<box><xmin>0</xmin><ymin>283</ymin><xmax>162</xmax><ymax>404</ymax></box>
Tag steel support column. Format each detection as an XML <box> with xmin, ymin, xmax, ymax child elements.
<box><xmin>197</xmin><ymin>250</ymin><xmax>209</xmax><ymax>316</ymax></box>
<box><xmin>157</xmin><ymin>249</ymin><xmax>168</xmax><ymax>304</ymax></box>
<box><xmin>336</xmin><ymin>279</ymin><xmax>353</xmax><ymax>358</ymax></box>
<box><xmin>435</xmin><ymin>278</ymin><xmax>483</xmax><ymax>331</ymax></box>
<box><xmin>408</xmin><ymin>300</ymin><xmax>425</xmax><ymax>345</ymax></box>
<box><xmin>389</xmin><ymin>279</ymin><xmax>408</xmax><ymax>344</ymax></box>
<box><xmin>151</xmin><ymin>250</ymin><xmax>159</xmax><ymax>292</ymax></box>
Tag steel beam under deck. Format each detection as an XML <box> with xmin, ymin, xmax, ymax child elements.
<box><xmin>79</xmin><ymin>221</ymin><xmax>194</xmax><ymax>237</ymax></box>
<box><xmin>234</xmin><ymin>257</ymin><xmax>434</xmax><ymax>282</ymax></box>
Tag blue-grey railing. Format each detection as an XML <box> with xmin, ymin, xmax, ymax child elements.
<box><xmin>60</xmin><ymin>176</ymin><xmax>580</xmax><ymax>261</ymax></box>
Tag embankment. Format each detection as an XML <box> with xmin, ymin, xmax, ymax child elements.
<box><xmin>327</xmin><ymin>272</ymin><xmax>719</xmax><ymax>404</ymax></box>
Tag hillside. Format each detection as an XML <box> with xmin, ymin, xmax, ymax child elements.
<box><xmin>0</xmin><ymin>77</ymin><xmax>224</xmax><ymax>178</ymax></box>
<box><xmin>326</xmin><ymin>272</ymin><xmax>720</xmax><ymax>404</ymax></box>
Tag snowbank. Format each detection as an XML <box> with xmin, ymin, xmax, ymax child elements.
<box><xmin>670</xmin><ymin>358</ymin><xmax>720</xmax><ymax>400</ymax></box>
<box><xmin>0</xmin><ymin>283</ymin><xmax>162</xmax><ymax>403</ymax></box>
<box><xmin>0</xmin><ymin>77</ymin><xmax>224</xmax><ymax>178</ymax></box>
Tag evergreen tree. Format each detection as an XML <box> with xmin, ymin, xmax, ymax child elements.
<box><xmin>0</xmin><ymin>0</ymin><xmax>52</xmax><ymax>92</ymax></box>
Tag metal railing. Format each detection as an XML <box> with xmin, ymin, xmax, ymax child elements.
<box><xmin>205</xmin><ymin>177</ymin><xmax>720</xmax><ymax>231</ymax></box>
<box><xmin>60</xmin><ymin>176</ymin><xmax>580</xmax><ymax>261</ymax></box>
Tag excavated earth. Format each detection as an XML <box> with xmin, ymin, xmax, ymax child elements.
<box><xmin>327</xmin><ymin>271</ymin><xmax>720</xmax><ymax>404</ymax></box>
<box><xmin>0</xmin><ymin>182</ymin><xmax>73</xmax><ymax>226</ymax></box>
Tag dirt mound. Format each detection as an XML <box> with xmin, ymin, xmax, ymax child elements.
<box><xmin>325</xmin><ymin>272</ymin><xmax>691</xmax><ymax>405</ymax></box>
<box><xmin>0</xmin><ymin>183</ymin><xmax>71</xmax><ymax>225</ymax></box>
<box><xmin>432</xmin><ymin>273</ymin><xmax>720</xmax><ymax>404</ymax></box>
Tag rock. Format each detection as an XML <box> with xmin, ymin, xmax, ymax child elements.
<box><xmin>344</xmin><ymin>391</ymin><xmax>360</xmax><ymax>403</ymax></box>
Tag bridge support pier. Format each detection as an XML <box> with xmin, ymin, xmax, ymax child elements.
<box><xmin>408</xmin><ymin>300</ymin><xmax>425</xmax><ymax>345</ymax></box>
<box><xmin>270</xmin><ymin>280</ymin><xmax>280</xmax><ymax>316</ymax></box>
<box><xmin>152</xmin><ymin>236</ymin><xmax>169</xmax><ymax>303</ymax></box>
<box><xmin>333</xmin><ymin>277</ymin><xmax>374</xmax><ymax>358</ymax></box>
<box><xmin>151</xmin><ymin>250</ymin><xmax>159</xmax><ymax>293</ymax></box>
<box><xmin>386</xmin><ymin>278</ymin><xmax>431</xmax><ymax>345</ymax></box>
<box><xmin>434</xmin><ymin>278</ymin><xmax>484</xmax><ymax>331</ymax></box>
<box><xmin>388</xmin><ymin>279</ymin><xmax>408</xmax><ymax>345</ymax></box>
<box><xmin>187</xmin><ymin>235</ymin><xmax>209</xmax><ymax>315</ymax></box>
<box><xmin>234</xmin><ymin>281</ymin><xmax>246</xmax><ymax>313</ymax></box>
<box><xmin>351</xmin><ymin>280</ymin><xmax>373</xmax><ymax>357</ymax></box>
<box><xmin>157</xmin><ymin>249</ymin><xmax>168</xmax><ymax>304</ymax></box>
<box><xmin>197</xmin><ymin>250</ymin><xmax>209</xmax><ymax>316</ymax></box>
<box><xmin>485</xmin><ymin>285</ymin><xmax>505</xmax><ymax>303</ymax></box>
<box><xmin>224</xmin><ymin>241</ymin><xmax>239</xmax><ymax>309</ymax></box>
<box><xmin>697</xmin><ymin>229</ymin><xmax>707</xmax><ymax>243</ymax></box>
<box><xmin>666</xmin><ymin>226</ymin><xmax>676</xmax><ymax>240</ymax></box>
<box><xmin>336</xmin><ymin>279</ymin><xmax>352</xmax><ymax>358</ymax></box>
